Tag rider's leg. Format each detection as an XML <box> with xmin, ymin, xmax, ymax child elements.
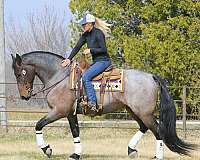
<box><xmin>82</xmin><ymin>60</ymin><xmax>111</xmax><ymax>108</ymax></box>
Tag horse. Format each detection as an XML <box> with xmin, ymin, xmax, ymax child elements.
<box><xmin>11</xmin><ymin>51</ymin><xmax>196</xmax><ymax>160</ymax></box>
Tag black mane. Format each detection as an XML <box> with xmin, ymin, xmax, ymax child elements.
<box><xmin>22</xmin><ymin>51</ymin><xmax>65</xmax><ymax>60</ymax></box>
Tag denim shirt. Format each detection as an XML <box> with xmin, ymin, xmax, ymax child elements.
<box><xmin>68</xmin><ymin>27</ymin><xmax>110</xmax><ymax>62</ymax></box>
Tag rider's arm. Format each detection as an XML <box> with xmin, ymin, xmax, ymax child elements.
<box><xmin>90</xmin><ymin>30</ymin><xmax>107</xmax><ymax>54</ymax></box>
<box><xmin>68</xmin><ymin>34</ymin><xmax>86</xmax><ymax>60</ymax></box>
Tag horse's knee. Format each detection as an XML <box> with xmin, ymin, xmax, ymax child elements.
<box><xmin>35</xmin><ymin>117</ymin><xmax>47</xmax><ymax>131</ymax></box>
<box><xmin>35</xmin><ymin>121</ymin><xmax>43</xmax><ymax>131</ymax></box>
<box><xmin>68</xmin><ymin>114</ymin><xmax>80</xmax><ymax>138</ymax></box>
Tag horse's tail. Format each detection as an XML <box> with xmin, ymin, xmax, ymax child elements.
<box><xmin>153</xmin><ymin>75</ymin><xmax>196</xmax><ymax>156</ymax></box>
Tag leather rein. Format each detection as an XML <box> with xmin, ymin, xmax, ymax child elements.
<box><xmin>31</xmin><ymin>54</ymin><xmax>86</xmax><ymax>97</ymax></box>
<box><xmin>31</xmin><ymin>64</ymin><xmax>72</xmax><ymax>97</ymax></box>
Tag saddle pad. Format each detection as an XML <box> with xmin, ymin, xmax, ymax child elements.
<box><xmin>92</xmin><ymin>70</ymin><xmax>124</xmax><ymax>92</ymax></box>
<box><xmin>70</xmin><ymin>66</ymin><xmax>124</xmax><ymax>92</ymax></box>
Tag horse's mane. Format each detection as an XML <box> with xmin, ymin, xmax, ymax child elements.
<box><xmin>22</xmin><ymin>51</ymin><xmax>65</xmax><ymax>60</ymax></box>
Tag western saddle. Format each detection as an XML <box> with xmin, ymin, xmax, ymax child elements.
<box><xmin>69</xmin><ymin>57</ymin><xmax>123</xmax><ymax>115</ymax></box>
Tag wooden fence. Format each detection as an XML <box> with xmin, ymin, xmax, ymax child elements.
<box><xmin>0</xmin><ymin>82</ymin><xmax>200</xmax><ymax>137</ymax></box>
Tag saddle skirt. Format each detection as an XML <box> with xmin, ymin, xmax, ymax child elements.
<box><xmin>69</xmin><ymin>61</ymin><xmax>124</xmax><ymax>92</ymax></box>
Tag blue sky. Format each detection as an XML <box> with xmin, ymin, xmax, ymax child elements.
<box><xmin>4</xmin><ymin>0</ymin><xmax>72</xmax><ymax>27</ymax></box>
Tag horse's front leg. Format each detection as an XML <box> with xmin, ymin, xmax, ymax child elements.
<box><xmin>35</xmin><ymin>110</ymin><xmax>63</xmax><ymax>158</ymax></box>
<box><xmin>67</xmin><ymin>113</ymin><xmax>82</xmax><ymax>160</ymax></box>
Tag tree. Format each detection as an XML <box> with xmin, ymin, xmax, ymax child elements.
<box><xmin>69</xmin><ymin>0</ymin><xmax>200</xmax><ymax>115</ymax></box>
<box><xmin>6</xmin><ymin>6</ymin><xmax>70</xmax><ymax>56</ymax></box>
<box><xmin>69</xmin><ymin>0</ymin><xmax>200</xmax><ymax>86</ymax></box>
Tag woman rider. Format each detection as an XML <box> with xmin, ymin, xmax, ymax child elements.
<box><xmin>61</xmin><ymin>13</ymin><xmax>111</xmax><ymax>111</ymax></box>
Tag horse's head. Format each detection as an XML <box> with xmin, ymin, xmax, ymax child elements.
<box><xmin>11</xmin><ymin>54</ymin><xmax>36</xmax><ymax>100</ymax></box>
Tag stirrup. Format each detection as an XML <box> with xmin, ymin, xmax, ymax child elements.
<box><xmin>90</xmin><ymin>105</ymin><xmax>98</xmax><ymax>112</ymax></box>
<box><xmin>88</xmin><ymin>102</ymin><xmax>98</xmax><ymax>112</ymax></box>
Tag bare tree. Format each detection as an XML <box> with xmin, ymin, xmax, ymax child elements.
<box><xmin>6</xmin><ymin>6</ymin><xmax>70</xmax><ymax>56</ymax></box>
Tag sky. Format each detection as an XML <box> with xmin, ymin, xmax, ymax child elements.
<box><xmin>4</xmin><ymin>0</ymin><xmax>72</xmax><ymax>28</ymax></box>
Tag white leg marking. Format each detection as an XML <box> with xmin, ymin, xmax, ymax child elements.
<box><xmin>74</xmin><ymin>137</ymin><xmax>82</xmax><ymax>155</ymax></box>
<box><xmin>155</xmin><ymin>140</ymin><xmax>164</xmax><ymax>160</ymax></box>
<box><xmin>128</xmin><ymin>130</ymin><xmax>144</xmax><ymax>149</ymax></box>
<box><xmin>36</xmin><ymin>131</ymin><xmax>47</xmax><ymax>148</ymax></box>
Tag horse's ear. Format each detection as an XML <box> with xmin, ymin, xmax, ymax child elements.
<box><xmin>16</xmin><ymin>54</ymin><xmax>22</xmax><ymax>66</ymax></box>
<box><xmin>11</xmin><ymin>54</ymin><xmax>15</xmax><ymax>62</ymax></box>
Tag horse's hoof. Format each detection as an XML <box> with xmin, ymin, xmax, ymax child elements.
<box><xmin>41</xmin><ymin>145</ymin><xmax>52</xmax><ymax>158</ymax></box>
<box><xmin>68</xmin><ymin>153</ymin><xmax>81</xmax><ymax>160</ymax></box>
<box><xmin>128</xmin><ymin>146</ymin><xmax>138</xmax><ymax>158</ymax></box>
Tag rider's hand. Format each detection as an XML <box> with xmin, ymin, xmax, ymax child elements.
<box><xmin>83</xmin><ymin>49</ymin><xmax>91</xmax><ymax>55</ymax></box>
<box><xmin>61</xmin><ymin>58</ymin><xmax>71</xmax><ymax>67</ymax></box>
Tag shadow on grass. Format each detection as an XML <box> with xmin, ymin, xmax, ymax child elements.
<box><xmin>0</xmin><ymin>152</ymin><xmax>179</xmax><ymax>160</ymax></box>
<box><xmin>0</xmin><ymin>153</ymin><xmax>68</xmax><ymax>160</ymax></box>
<box><xmin>81</xmin><ymin>153</ymin><xmax>128</xmax><ymax>160</ymax></box>
<box><xmin>0</xmin><ymin>153</ymin><xmax>128</xmax><ymax>160</ymax></box>
<box><xmin>54</xmin><ymin>153</ymin><xmax>129</xmax><ymax>160</ymax></box>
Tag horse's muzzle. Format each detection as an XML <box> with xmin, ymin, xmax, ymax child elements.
<box><xmin>21</xmin><ymin>96</ymin><xmax>30</xmax><ymax>101</ymax></box>
<box><xmin>20</xmin><ymin>88</ymin><xmax>32</xmax><ymax>101</ymax></box>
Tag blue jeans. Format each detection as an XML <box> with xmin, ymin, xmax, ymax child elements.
<box><xmin>82</xmin><ymin>60</ymin><xmax>111</xmax><ymax>104</ymax></box>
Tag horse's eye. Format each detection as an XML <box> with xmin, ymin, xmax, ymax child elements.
<box><xmin>22</xmin><ymin>69</ymin><xmax>26</xmax><ymax>76</ymax></box>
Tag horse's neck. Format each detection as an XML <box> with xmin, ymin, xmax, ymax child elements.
<box><xmin>35</xmin><ymin>64</ymin><xmax>60</xmax><ymax>86</ymax></box>
<box><xmin>45</xmin><ymin>67</ymin><xmax>70</xmax><ymax>87</ymax></box>
<box><xmin>23</xmin><ymin>53</ymin><xmax>62</xmax><ymax>86</ymax></box>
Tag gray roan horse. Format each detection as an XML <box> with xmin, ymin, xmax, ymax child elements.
<box><xmin>11</xmin><ymin>51</ymin><xmax>195</xmax><ymax>160</ymax></box>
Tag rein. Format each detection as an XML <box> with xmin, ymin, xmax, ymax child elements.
<box><xmin>31</xmin><ymin>64</ymin><xmax>72</xmax><ymax>97</ymax></box>
<box><xmin>31</xmin><ymin>76</ymin><xmax>66</xmax><ymax>97</ymax></box>
<box><xmin>31</xmin><ymin>54</ymin><xmax>85</xmax><ymax>97</ymax></box>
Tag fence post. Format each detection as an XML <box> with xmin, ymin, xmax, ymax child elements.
<box><xmin>182</xmin><ymin>86</ymin><xmax>187</xmax><ymax>139</ymax></box>
<box><xmin>0</xmin><ymin>0</ymin><xmax>8</xmax><ymax>131</ymax></box>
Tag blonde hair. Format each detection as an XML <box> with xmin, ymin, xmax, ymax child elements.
<box><xmin>95</xmin><ymin>17</ymin><xmax>111</xmax><ymax>38</ymax></box>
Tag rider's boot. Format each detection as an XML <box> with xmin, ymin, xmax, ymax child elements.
<box><xmin>88</xmin><ymin>101</ymin><xmax>98</xmax><ymax>112</ymax></box>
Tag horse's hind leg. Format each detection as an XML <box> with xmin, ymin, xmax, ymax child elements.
<box><xmin>141</xmin><ymin>115</ymin><xmax>164</xmax><ymax>160</ymax></box>
<box><xmin>127</xmin><ymin>111</ymin><xmax>148</xmax><ymax>158</ymax></box>
<box><xmin>35</xmin><ymin>110</ymin><xmax>63</xmax><ymax>158</ymax></box>
<box><xmin>67</xmin><ymin>113</ymin><xmax>82</xmax><ymax>160</ymax></box>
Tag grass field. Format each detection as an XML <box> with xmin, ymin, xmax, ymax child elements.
<box><xmin>1</xmin><ymin>107</ymin><xmax>200</xmax><ymax>159</ymax></box>
<box><xmin>0</xmin><ymin>127</ymin><xmax>200</xmax><ymax>160</ymax></box>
